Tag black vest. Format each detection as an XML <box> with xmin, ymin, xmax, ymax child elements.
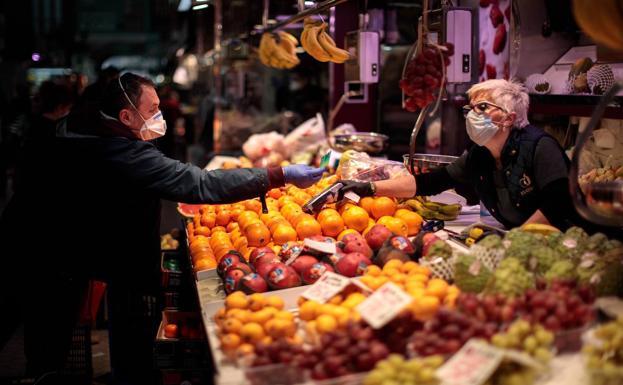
<box><xmin>465</xmin><ymin>125</ymin><xmax>565</xmax><ymax>228</ymax></box>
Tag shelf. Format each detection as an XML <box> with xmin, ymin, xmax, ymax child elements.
<box><xmin>529</xmin><ymin>94</ymin><xmax>623</xmax><ymax>119</ymax></box>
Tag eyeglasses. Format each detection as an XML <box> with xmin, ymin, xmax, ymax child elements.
<box><xmin>462</xmin><ymin>101</ymin><xmax>507</xmax><ymax>117</ymax></box>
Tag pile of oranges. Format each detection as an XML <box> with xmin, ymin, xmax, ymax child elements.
<box><xmin>185</xmin><ymin>176</ymin><xmax>425</xmax><ymax>273</ymax></box>
<box><xmin>359</xmin><ymin>260</ymin><xmax>460</xmax><ymax>321</ymax></box>
<box><xmin>214</xmin><ymin>291</ymin><xmax>300</xmax><ymax>359</ymax></box>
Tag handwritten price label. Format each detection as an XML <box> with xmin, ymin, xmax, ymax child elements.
<box><xmin>356</xmin><ymin>282</ymin><xmax>412</xmax><ymax>329</ymax></box>
<box><xmin>436</xmin><ymin>340</ymin><xmax>503</xmax><ymax>385</ymax></box>
<box><xmin>300</xmin><ymin>272</ymin><xmax>351</xmax><ymax>303</ymax></box>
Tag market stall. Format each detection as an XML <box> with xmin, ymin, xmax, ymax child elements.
<box><xmin>154</xmin><ymin>1</ymin><xmax>623</xmax><ymax>385</ymax></box>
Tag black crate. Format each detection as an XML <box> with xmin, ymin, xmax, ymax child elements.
<box><xmin>58</xmin><ymin>324</ymin><xmax>93</xmax><ymax>384</ymax></box>
<box><xmin>154</xmin><ymin>311</ymin><xmax>210</xmax><ymax>369</ymax></box>
<box><xmin>161</xmin><ymin>251</ymin><xmax>184</xmax><ymax>289</ymax></box>
<box><xmin>159</xmin><ymin>369</ymin><xmax>214</xmax><ymax>385</ymax></box>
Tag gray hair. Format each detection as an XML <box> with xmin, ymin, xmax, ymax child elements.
<box><xmin>467</xmin><ymin>79</ymin><xmax>530</xmax><ymax>128</ymax></box>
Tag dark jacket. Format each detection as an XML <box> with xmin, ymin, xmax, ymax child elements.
<box><xmin>1</xmin><ymin>115</ymin><xmax>283</xmax><ymax>286</ymax></box>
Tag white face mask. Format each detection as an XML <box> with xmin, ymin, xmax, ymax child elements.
<box><xmin>118</xmin><ymin>77</ymin><xmax>167</xmax><ymax>141</ymax></box>
<box><xmin>135</xmin><ymin>110</ymin><xmax>167</xmax><ymax>140</ymax></box>
<box><xmin>465</xmin><ymin>110</ymin><xmax>500</xmax><ymax>146</ymax></box>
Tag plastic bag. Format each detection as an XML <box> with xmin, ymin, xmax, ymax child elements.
<box><xmin>283</xmin><ymin>113</ymin><xmax>326</xmax><ymax>158</ymax></box>
<box><xmin>336</xmin><ymin>150</ymin><xmax>410</xmax><ymax>182</ymax></box>
<box><xmin>242</xmin><ymin>131</ymin><xmax>286</xmax><ymax>161</ymax></box>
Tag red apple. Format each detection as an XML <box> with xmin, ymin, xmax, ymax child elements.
<box><xmin>335</xmin><ymin>252</ymin><xmax>372</xmax><ymax>277</ymax></box>
<box><xmin>217</xmin><ymin>251</ymin><xmax>247</xmax><ymax>277</ymax></box>
<box><xmin>365</xmin><ymin>224</ymin><xmax>393</xmax><ymax>251</ymax></box>
<box><xmin>289</xmin><ymin>255</ymin><xmax>319</xmax><ymax>275</ymax></box>
<box><xmin>224</xmin><ymin>267</ymin><xmax>248</xmax><ymax>293</ymax></box>
<box><xmin>301</xmin><ymin>262</ymin><xmax>334</xmax><ymax>284</ymax></box>
<box><xmin>249</xmin><ymin>247</ymin><xmax>275</xmax><ymax>265</ymax></box>
<box><xmin>266</xmin><ymin>264</ymin><xmax>302</xmax><ymax>290</ymax></box>
<box><xmin>239</xmin><ymin>273</ymin><xmax>268</xmax><ymax>294</ymax></box>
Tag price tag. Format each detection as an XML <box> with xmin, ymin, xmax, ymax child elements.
<box><xmin>343</xmin><ymin>191</ymin><xmax>360</xmax><ymax>203</ymax></box>
<box><xmin>301</xmin><ymin>271</ymin><xmax>351</xmax><ymax>303</ymax></box>
<box><xmin>303</xmin><ymin>238</ymin><xmax>337</xmax><ymax>255</ymax></box>
<box><xmin>436</xmin><ymin>339</ymin><xmax>503</xmax><ymax>385</ymax></box>
<box><xmin>356</xmin><ymin>282</ymin><xmax>412</xmax><ymax>329</ymax></box>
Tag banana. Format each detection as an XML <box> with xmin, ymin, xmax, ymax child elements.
<box><xmin>259</xmin><ymin>32</ymin><xmax>300</xmax><ymax>69</ymax></box>
<box><xmin>438</xmin><ymin>203</ymin><xmax>462</xmax><ymax>215</ymax></box>
<box><xmin>278</xmin><ymin>31</ymin><xmax>299</xmax><ymax>47</ymax></box>
<box><xmin>405</xmin><ymin>199</ymin><xmax>426</xmax><ymax>212</ymax></box>
<box><xmin>316</xmin><ymin>25</ymin><xmax>350</xmax><ymax>63</ymax></box>
<box><xmin>423</xmin><ymin>201</ymin><xmax>442</xmax><ymax>210</ymax></box>
<box><xmin>301</xmin><ymin>23</ymin><xmax>331</xmax><ymax>62</ymax></box>
<box><xmin>520</xmin><ymin>223</ymin><xmax>561</xmax><ymax>236</ymax></box>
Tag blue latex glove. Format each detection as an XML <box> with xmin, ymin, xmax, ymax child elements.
<box><xmin>283</xmin><ymin>165</ymin><xmax>325</xmax><ymax>188</ymax></box>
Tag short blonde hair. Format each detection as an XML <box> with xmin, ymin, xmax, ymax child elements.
<box><xmin>467</xmin><ymin>79</ymin><xmax>530</xmax><ymax>128</ymax></box>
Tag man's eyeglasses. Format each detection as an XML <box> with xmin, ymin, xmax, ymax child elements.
<box><xmin>462</xmin><ymin>101</ymin><xmax>507</xmax><ymax>117</ymax></box>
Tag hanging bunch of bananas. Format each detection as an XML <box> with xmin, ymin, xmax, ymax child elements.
<box><xmin>404</xmin><ymin>196</ymin><xmax>462</xmax><ymax>221</ymax></box>
<box><xmin>258</xmin><ymin>31</ymin><xmax>300</xmax><ymax>70</ymax></box>
<box><xmin>301</xmin><ymin>18</ymin><xmax>351</xmax><ymax>63</ymax></box>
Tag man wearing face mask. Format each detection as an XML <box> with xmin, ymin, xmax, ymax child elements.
<box><xmin>0</xmin><ymin>72</ymin><xmax>325</xmax><ymax>384</ymax></box>
<box><xmin>339</xmin><ymin>79</ymin><xmax>588</xmax><ymax>231</ymax></box>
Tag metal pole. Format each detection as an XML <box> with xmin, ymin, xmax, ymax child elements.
<box><xmin>213</xmin><ymin>0</ymin><xmax>223</xmax><ymax>153</ymax></box>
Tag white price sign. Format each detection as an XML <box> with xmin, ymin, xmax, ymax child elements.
<box><xmin>356</xmin><ymin>282</ymin><xmax>412</xmax><ymax>329</ymax></box>
<box><xmin>437</xmin><ymin>339</ymin><xmax>503</xmax><ymax>385</ymax></box>
<box><xmin>300</xmin><ymin>272</ymin><xmax>351</xmax><ymax>303</ymax></box>
<box><xmin>303</xmin><ymin>238</ymin><xmax>337</xmax><ymax>255</ymax></box>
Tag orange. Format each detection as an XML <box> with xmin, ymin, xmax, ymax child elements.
<box><xmin>394</xmin><ymin>210</ymin><xmax>423</xmax><ymax>236</ymax></box>
<box><xmin>317</xmin><ymin>208</ymin><xmax>340</xmax><ymax>223</ymax></box>
<box><xmin>244</xmin><ymin>199</ymin><xmax>262</xmax><ymax>213</ymax></box>
<box><xmin>220</xmin><ymin>333</ymin><xmax>241</xmax><ymax>351</ymax></box>
<box><xmin>296</xmin><ymin>217</ymin><xmax>322</xmax><ymax>240</ymax></box>
<box><xmin>193</xmin><ymin>214</ymin><xmax>201</xmax><ymax>229</ymax></box>
<box><xmin>371</xmin><ymin>197</ymin><xmax>397</xmax><ymax>219</ymax></box>
<box><xmin>238</xmin><ymin>210</ymin><xmax>259</xmax><ymax>226</ymax></box>
<box><xmin>376</xmin><ymin>216</ymin><xmax>408</xmax><ymax>237</ymax></box>
<box><xmin>215</xmin><ymin>210</ymin><xmax>231</xmax><ymax>227</ymax></box>
<box><xmin>200</xmin><ymin>213</ymin><xmax>216</xmax><ymax>228</ymax></box>
<box><xmin>226</xmin><ymin>222</ymin><xmax>239</xmax><ymax>233</ymax></box>
<box><xmin>272</xmin><ymin>224</ymin><xmax>298</xmax><ymax>245</ymax></box>
<box><xmin>189</xmin><ymin>236</ymin><xmax>211</xmax><ymax>253</ymax></box>
<box><xmin>337</xmin><ymin>228</ymin><xmax>360</xmax><ymax>241</ymax></box>
<box><xmin>268</xmin><ymin>217</ymin><xmax>290</xmax><ymax>234</ymax></box>
<box><xmin>233</xmin><ymin>236</ymin><xmax>248</xmax><ymax>251</ymax></box>
<box><xmin>319</xmin><ymin>214</ymin><xmax>345</xmax><ymax>237</ymax></box>
<box><xmin>338</xmin><ymin>203</ymin><xmax>357</xmax><ymax>216</ymax></box>
<box><xmin>194</xmin><ymin>226</ymin><xmax>211</xmax><ymax>237</ymax></box>
<box><xmin>241</xmin><ymin>217</ymin><xmax>262</xmax><ymax>233</ymax></box>
<box><xmin>211</xmin><ymin>226</ymin><xmax>227</xmax><ymax>233</ymax></box>
<box><xmin>192</xmin><ymin>249</ymin><xmax>214</xmax><ymax>263</ymax></box>
<box><xmin>270</xmin><ymin>245</ymin><xmax>281</xmax><ymax>255</ymax></box>
<box><xmin>245</xmin><ymin>222</ymin><xmax>271</xmax><ymax>247</ymax></box>
<box><xmin>359</xmin><ymin>197</ymin><xmax>375</xmax><ymax>215</ymax></box>
<box><xmin>341</xmin><ymin>206</ymin><xmax>370</xmax><ymax>232</ymax></box>
<box><xmin>289</xmin><ymin>212</ymin><xmax>313</xmax><ymax>228</ymax></box>
<box><xmin>411</xmin><ymin>295</ymin><xmax>440</xmax><ymax>320</ymax></box>
<box><xmin>194</xmin><ymin>257</ymin><xmax>217</xmax><ymax>271</ymax></box>
<box><xmin>267</xmin><ymin>188</ymin><xmax>283</xmax><ymax>199</ymax></box>
<box><xmin>280</xmin><ymin>202</ymin><xmax>302</xmax><ymax>220</ymax></box>
<box><xmin>260</xmin><ymin>211</ymin><xmax>279</xmax><ymax>224</ymax></box>
<box><xmin>277</xmin><ymin>195</ymin><xmax>296</xmax><ymax>208</ymax></box>
<box><xmin>230</xmin><ymin>208</ymin><xmax>243</xmax><ymax>221</ymax></box>
<box><xmin>425</xmin><ymin>278</ymin><xmax>449</xmax><ymax>299</ymax></box>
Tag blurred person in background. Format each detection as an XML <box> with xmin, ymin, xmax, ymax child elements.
<box><xmin>155</xmin><ymin>84</ymin><xmax>183</xmax><ymax>159</ymax></box>
<box><xmin>79</xmin><ymin>66</ymin><xmax>120</xmax><ymax>105</ymax></box>
<box><xmin>28</xmin><ymin>81</ymin><xmax>73</xmax><ymax>140</ymax></box>
<box><xmin>0</xmin><ymin>72</ymin><xmax>325</xmax><ymax>384</ymax></box>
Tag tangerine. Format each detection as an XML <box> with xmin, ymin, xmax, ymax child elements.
<box><xmin>376</xmin><ymin>216</ymin><xmax>408</xmax><ymax>237</ymax></box>
<box><xmin>272</xmin><ymin>224</ymin><xmax>298</xmax><ymax>245</ymax></box>
<box><xmin>296</xmin><ymin>217</ymin><xmax>322</xmax><ymax>240</ymax></box>
<box><xmin>371</xmin><ymin>197</ymin><xmax>397</xmax><ymax>219</ymax></box>
<box><xmin>319</xmin><ymin>214</ymin><xmax>345</xmax><ymax>237</ymax></box>
<box><xmin>341</xmin><ymin>206</ymin><xmax>370</xmax><ymax>232</ymax></box>
<box><xmin>394</xmin><ymin>210</ymin><xmax>423</xmax><ymax>236</ymax></box>
<box><xmin>200</xmin><ymin>213</ymin><xmax>216</xmax><ymax>228</ymax></box>
<box><xmin>359</xmin><ymin>197</ymin><xmax>375</xmax><ymax>215</ymax></box>
<box><xmin>215</xmin><ymin>210</ymin><xmax>231</xmax><ymax>227</ymax></box>
<box><xmin>245</xmin><ymin>223</ymin><xmax>271</xmax><ymax>247</ymax></box>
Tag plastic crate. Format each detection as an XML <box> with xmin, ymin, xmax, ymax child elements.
<box><xmin>161</xmin><ymin>251</ymin><xmax>184</xmax><ymax>289</ymax></box>
<box><xmin>154</xmin><ymin>311</ymin><xmax>210</xmax><ymax>369</ymax></box>
<box><xmin>59</xmin><ymin>324</ymin><xmax>93</xmax><ymax>383</ymax></box>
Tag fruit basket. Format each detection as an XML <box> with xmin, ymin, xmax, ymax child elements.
<box><xmin>402</xmin><ymin>153</ymin><xmax>458</xmax><ymax>175</ymax></box>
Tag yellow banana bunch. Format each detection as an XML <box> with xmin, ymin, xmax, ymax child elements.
<box><xmin>301</xmin><ymin>18</ymin><xmax>351</xmax><ymax>64</ymax></box>
<box><xmin>520</xmin><ymin>223</ymin><xmax>561</xmax><ymax>236</ymax></box>
<box><xmin>259</xmin><ymin>31</ymin><xmax>300</xmax><ymax>70</ymax></box>
<box><xmin>404</xmin><ymin>197</ymin><xmax>462</xmax><ymax>221</ymax></box>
